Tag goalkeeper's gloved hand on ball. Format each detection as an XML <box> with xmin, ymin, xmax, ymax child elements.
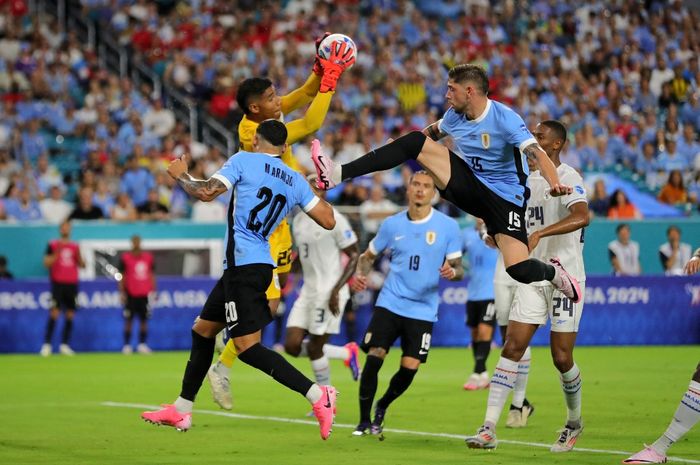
<box><xmin>319</xmin><ymin>40</ymin><xmax>355</xmax><ymax>93</ymax></box>
<box><xmin>312</xmin><ymin>32</ymin><xmax>331</xmax><ymax>76</ymax></box>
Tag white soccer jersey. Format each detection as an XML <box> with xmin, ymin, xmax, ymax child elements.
<box><xmin>292</xmin><ymin>208</ymin><xmax>358</xmax><ymax>298</ymax></box>
<box><xmin>608</xmin><ymin>240</ymin><xmax>641</xmax><ymax>276</ymax></box>
<box><xmin>526</xmin><ymin>163</ymin><xmax>587</xmax><ymax>284</ymax></box>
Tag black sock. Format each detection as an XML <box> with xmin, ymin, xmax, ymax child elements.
<box><xmin>506</xmin><ymin>259</ymin><xmax>555</xmax><ymax>284</ymax></box>
<box><xmin>474</xmin><ymin>341</ymin><xmax>491</xmax><ymax>373</ymax></box>
<box><xmin>377</xmin><ymin>366</ymin><xmax>418</xmax><ymax>410</ymax></box>
<box><xmin>238</xmin><ymin>343</ymin><xmax>313</xmax><ymax>396</ymax></box>
<box><xmin>359</xmin><ymin>355</ymin><xmax>384</xmax><ymax>423</ymax></box>
<box><xmin>45</xmin><ymin>318</ymin><xmax>56</xmax><ymax>343</ymax></box>
<box><xmin>139</xmin><ymin>329</ymin><xmax>147</xmax><ymax>344</ymax></box>
<box><xmin>124</xmin><ymin>329</ymin><xmax>131</xmax><ymax>346</ymax></box>
<box><xmin>62</xmin><ymin>319</ymin><xmax>73</xmax><ymax>344</ymax></box>
<box><xmin>179</xmin><ymin>330</ymin><xmax>215</xmax><ymax>402</ymax></box>
<box><xmin>342</xmin><ymin>131</ymin><xmax>426</xmax><ymax>181</ymax></box>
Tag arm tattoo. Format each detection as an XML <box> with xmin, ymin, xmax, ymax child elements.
<box><xmin>423</xmin><ymin>122</ymin><xmax>445</xmax><ymax>141</ymax></box>
<box><xmin>522</xmin><ymin>142</ymin><xmax>544</xmax><ymax>159</ymax></box>
<box><xmin>177</xmin><ymin>174</ymin><xmax>227</xmax><ymax>202</ymax></box>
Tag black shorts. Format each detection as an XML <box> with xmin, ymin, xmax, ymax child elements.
<box><xmin>438</xmin><ymin>150</ymin><xmax>528</xmax><ymax>245</ymax></box>
<box><xmin>360</xmin><ymin>307</ymin><xmax>434</xmax><ymax>363</ymax></box>
<box><xmin>50</xmin><ymin>282</ymin><xmax>78</xmax><ymax>310</ymax></box>
<box><xmin>466</xmin><ymin>299</ymin><xmax>496</xmax><ymax>328</ymax></box>
<box><xmin>124</xmin><ymin>296</ymin><xmax>150</xmax><ymax>320</ymax></box>
<box><xmin>200</xmin><ymin>264</ymin><xmax>273</xmax><ymax>338</ymax></box>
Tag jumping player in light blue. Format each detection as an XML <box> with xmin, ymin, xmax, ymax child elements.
<box><xmin>140</xmin><ymin>120</ymin><xmax>339</xmax><ymax>441</ymax></box>
<box><xmin>350</xmin><ymin>171</ymin><xmax>464</xmax><ymax>438</ymax></box>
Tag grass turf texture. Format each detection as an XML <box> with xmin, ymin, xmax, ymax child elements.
<box><xmin>1</xmin><ymin>346</ymin><xmax>698</xmax><ymax>465</ymax></box>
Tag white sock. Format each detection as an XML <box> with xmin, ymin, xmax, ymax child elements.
<box><xmin>484</xmin><ymin>357</ymin><xmax>519</xmax><ymax>428</ymax></box>
<box><xmin>305</xmin><ymin>383</ymin><xmax>323</xmax><ymax>404</ymax></box>
<box><xmin>311</xmin><ymin>355</ymin><xmax>331</xmax><ymax>385</ymax></box>
<box><xmin>299</xmin><ymin>340</ymin><xmax>309</xmax><ymax>357</ymax></box>
<box><xmin>560</xmin><ymin>363</ymin><xmax>582</xmax><ymax>426</ymax></box>
<box><xmin>173</xmin><ymin>396</ymin><xmax>193</xmax><ymax>413</ymax></box>
<box><xmin>323</xmin><ymin>344</ymin><xmax>349</xmax><ymax>360</ymax></box>
<box><xmin>331</xmin><ymin>164</ymin><xmax>342</xmax><ymax>184</ymax></box>
<box><xmin>512</xmin><ymin>347</ymin><xmax>531</xmax><ymax>408</ymax></box>
<box><xmin>652</xmin><ymin>380</ymin><xmax>700</xmax><ymax>455</ymax></box>
<box><xmin>212</xmin><ymin>360</ymin><xmax>228</xmax><ymax>377</ymax></box>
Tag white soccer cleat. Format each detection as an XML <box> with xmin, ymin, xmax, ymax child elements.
<box><xmin>122</xmin><ymin>345</ymin><xmax>133</xmax><ymax>355</ymax></box>
<box><xmin>40</xmin><ymin>343</ymin><xmax>52</xmax><ymax>357</ymax></box>
<box><xmin>551</xmin><ymin>421</ymin><xmax>583</xmax><ymax>452</ymax></box>
<box><xmin>59</xmin><ymin>344</ymin><xmax>75</xmax><ymax>356</ymax></box>
<box><xmin>463</xmin><ymin>373</ymin><xmax>480</xmax><ymax>390</ymax></box>
<box><xmin>137</xmin><ymin>343</ymin><xmax>152</xmax><ymax>354</ymax></box>
<box><xmin>207</xmin><ymin>363</ymin><xmax>233</xmax><ymax>410</ymax></box>
<box><xmin>478</xmin><ymin>371</ymin><xmax>490</xmax><ymax>389</ymax></box>
<box><xmin>506</xmin><ymin>403</ymin><xmax>534</xmax><ymax>428</ymax></box>
<box><xmin>465</xmin><ymin>425</ymin><xmax>498</xmax><ymax>449</ymax></box>
<box><xmin>550</xmin><ymin>258</ymin><xmax>582</xmax><ymax>303</ymax></box>
<box><xmin>622</xmin><ymin>445</ymin><xmax>668</xmax><ymax>464</ymax></box>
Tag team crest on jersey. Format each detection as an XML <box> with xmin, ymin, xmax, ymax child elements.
<box><xmin>426</xmin><ymin>231</ymin><xmax>437</xmax><ymax>245</ymax></box>
<box><xmin>481</xmin><ymin>133</ymin><xmax>490</xmax><ymax>149</ymax></box>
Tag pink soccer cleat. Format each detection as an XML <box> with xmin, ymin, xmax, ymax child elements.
<box><xmin>310</xmin><ymin>139</ymin><xmax>336</xmax><ymax>190</ymax></box>
<box><xmin>550</xmin><ymin>258</ymin><xmax>582</xmax><ymax>303</ymax></box>
<box><xmin>311</xmin><ymin>385</ymin><xmax>337</xmax><ymax>440</ymax></box>
<box><xmin>344</xmin><ymin>342</ymin><xmax>361</xmax><ymax>381</ymax></box>
<box><xmin>141</xmin><ymin>404</ymin><xmax>192</xmax><ymax>432</ymax></box>
<box><xmin>622</xmin><ymin>446</ymin><xmax>668</xmax><ymax>464</ymax></box>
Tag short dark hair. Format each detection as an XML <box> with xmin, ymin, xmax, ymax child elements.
<box><xmin>408</xmin><ymin>170</ymin><xmax>435</xmax><ymax>188</ymax></box>
<box><xmin>236</xmin><ymin>77</ymin><xmax>273</xmax><ymax>116</ymax></box>
<box><xmin>667</xmin><ymin>225</ymin><xmax>680</xmax><ymax>236</ymax></box>
<box><xmin>448</xmin><ymin>64</ymin><xmax>489</xmax><ymax>95</ymax></box>
<box><xmin>256</xmin><ymin>120</ymin><xmax>288</xmax><ymax>147</ymax></box>
<box><xmin>540</xmin><ymin>120</ymin><xmax>568</xmax><ymax>143</ymax></box>
<box><xmin>0</xmin><ymin>256</ymin><xmax>6</xmax><ymax>267</ymax></box>
<box><xmin>616</xmin><ymin>223</ymin><xmax>629</xmax><ymax>234</ymax></box>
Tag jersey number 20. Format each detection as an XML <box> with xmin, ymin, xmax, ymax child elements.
<box><xmin>247</xmin><ymin>187</ymin><xmax>287</xmax><ymax>237</ymax></box>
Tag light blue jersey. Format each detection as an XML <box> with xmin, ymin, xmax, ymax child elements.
<box><xmin>463</xmin><ymin>227</ymin><xmax>497</xmax><ymax>301</ymax></box>
<box><xmin>369</xmin><ymin>209</ymin><xmax>462</xmax><ymax>322</ymax></box>
<box><xmin>438</xmin><ymin>99</ymin><xmax>537</xmax><ymax>207</ymax></box>
<box><xmin>212</xmin><ymin>151</ymin><xmax>318</xmax><ymax>269</ymax></box>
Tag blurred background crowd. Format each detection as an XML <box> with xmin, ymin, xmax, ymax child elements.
<box><xmin>1</xmin><ymin>0</ymin><xmax>699</xmax><ymax>237</ymax></box>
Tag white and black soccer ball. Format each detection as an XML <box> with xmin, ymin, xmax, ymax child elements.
<box><xmin>318</xmin><ymin>33</ymin><xmax>357</xmax><ymax>67</ymax></box>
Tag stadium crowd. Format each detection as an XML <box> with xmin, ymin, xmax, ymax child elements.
<box><xmin>1</xmin><ymin>0</ymin><xmax>700</xmax><ymax>228</ymax></box>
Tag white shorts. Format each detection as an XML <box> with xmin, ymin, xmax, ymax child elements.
<box><xmin>509</xmin><ymin>282</ymin><xmax>585</xmax><ymax>333</ymax></box>
<box><xmin>494</xmin><ymin>282</ymin><xmax>517</xmax><ymax>327</ymax></box>
<box><xmin>286</xmin><ymin>287</ymin><xmax>349</xmax><ymax>336</ymax></box>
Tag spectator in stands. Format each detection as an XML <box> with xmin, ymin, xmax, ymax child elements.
<box><xmin>608</xmin><ymin>223</ymin><xmax>641</xmax><ymax>276</ymax></box>
<box><xmin>33</xmin><ymin>154</ymin><xmax>62</xmax><ymax>196</ymax></box>
<box><xmin>137</xmin><ymin>188</ymin><xmax>169</xmax><ymax>221</ymax></box>
<box><xmin>142</xmin><ymin>97</ymin><xmax>175</xmax><ymax>138</ymax></box>
<box><xmin>657</xmin><ymin>136</ymin><xmax>689</xmax><ymax>172</ymax></box>
<box><xmin>111</xmin><ymin>192</ymin><xmax>138</xmax><ymax>222</ymax></box>
<box><xmin>68</xmin><ymin>186</ymin><xmax>103</xmax><ymax>220</ymax></box>
<box><xmin>658</xmin><ymin>170</ymin><xmax>689</xmax><ymax>206</ymax></box>
<box><xmin>678</xmin><ymin>123</ymin><xmax>700</xmax><ymax>164</ymax></box>
<box><xmin>607</xmin><ymin>189</ymin><xmax>642</xmax><ymax>220</ymax></box>
<box><xmin>0</xmin><ymin>255</ymin><xmax>13</xmax><ymax>279</ymax></box>
<box><xmin>584</xmin><ymin>136</ymin><xmax>616</xmax><ymax>171</ymax></box>
<box><xmin>40</xmin><ymin>184</ymin><xmax>72</xmax><ymax>224</ymax></box>
<box><xmin>20</xmin><ymin>119</ymin><xmax>48</xmax><ymax>163</ymax></box>
<box><xmin>120</xmin><ymin>155</ymin><xmax>155</xmax><ymax>207</ymax></box>
<box><xmin>92</xmin><ymin>179</ymin><xmax>115</xmax><ymax>217</ymax></box>
<box><xmin>359</xmin><ymin>185</ymin><xmax>398</xmax><ymax>235</ymax></box>
<box><xmin>5</xmin><ymin>187</ymin><xmax>42</xmax><ymax>222</ymax></box>
<box><xmin>659</xmin><ymin>225</ymin><xmax>693</xmax><ymax>276</ymax></box>
<box><xmin>588</xmin><ymin>179</ymin><xmax>610</xmax><ymax>217</ymax></box>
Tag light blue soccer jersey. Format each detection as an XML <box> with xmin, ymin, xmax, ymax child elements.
<box><xmin>369</xmin><ymin>209</ymin><xmax>462</xmax><ymax>322</ymax></box>
<box><xmin>462</xmin><ymin>227</ymin><xmax>497</xmax><ymax>301</ymax></box>
<box><xmin>438</xmin><ymin>99</ymin><xmax>537</xmax><ymax>207</ymax></box>
<box><xmin>212</xmin><ymin>151</ymin><xmax>318</xmax><ymax>269</ymax></box>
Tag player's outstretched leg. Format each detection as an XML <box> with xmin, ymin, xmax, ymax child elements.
<box><xmin>141</xmin><ymin>328</ymin><xmax>215</xmax><ymax>431</ymax></box>
<box><xmin>624</xmin><ymin>364</ymin><xmax>700</xmax><ymax>464</ymax></box>
<box><xmin>550</xmin><ymin>332</ymin><xmax>583</xmax><ymax>452</ymax></box>
<box><xmin>372</xmin><ymin>364</ymin><xmax>418</xmax><ymax>435</ymax></box>
<box><xmin>207</xmin><ymin>338</ymin><xmax>237</xmax><ymax>410</ymax></box>
<box><xmin>354</xmin><ymin>354</ymin><xmax>384</xmax><ymax>436</ymax></box>
<box><xmin>507</xmin><ymin>347</ymin><xmax>534</xmax><ymax>428</ymax></box>
<box><xmin>237</xmin><ymin>341</ymin><xmax>336</xmax><ymax>440</ymax></box>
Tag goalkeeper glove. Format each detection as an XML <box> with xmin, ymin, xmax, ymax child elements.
<box><xmin>312</xmin><ymin>32</ymin><xmax>331</xmax><ymax>76</ymax></box>
<box><xmin>319</xmin><ymin>40</ymin><xmax>355</xmax><ymax>93</ymax></box>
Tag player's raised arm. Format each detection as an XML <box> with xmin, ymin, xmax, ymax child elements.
<box><xmin>305</xmin><ymin>199</ymin><xmax>336</xmax><ymax>230</ymax></box>
<box><xmin>422</xmin><ymin>120</ymin><xmax>447</xmax><ymax>141</ymax></box>
<box><xmin>522</xmin><ymin>142</ymin><xmax>572</xmax><ymax>197</ymax></box>
<box><xmin>167</xmin><ymin>153</ymin><xmax>228</xmax><ymax>202</ymax></box>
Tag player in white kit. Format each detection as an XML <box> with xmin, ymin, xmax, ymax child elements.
<box><xmin>284</xmin><ymin>177</ymin><xmax>362</xmax><ymax>386</ymax></box>
<box><xmin>467</xmin><ymin>120</ymin><xmax>590</xmax><ymax>452</ymax></box>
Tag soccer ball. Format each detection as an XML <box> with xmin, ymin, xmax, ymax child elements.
<box><xmin>318</xmin><ymin>33</ymin><xmax>357</xmax><ymax>67</ymax></box>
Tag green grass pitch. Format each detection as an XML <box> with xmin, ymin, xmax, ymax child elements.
<box><xmin>1</xmin><ymin>346</ymin><xmax>698</xmax><ymax>465</ymax></box>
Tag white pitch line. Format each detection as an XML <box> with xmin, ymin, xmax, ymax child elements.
<box><xmin>102</xmin><ymin>401</ymin><xmax>700</xmax><ymax>464</ymax></box>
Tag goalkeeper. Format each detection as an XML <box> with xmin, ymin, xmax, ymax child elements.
<box><xmin>207</xmin><ymin>34</ymin><xmax>355</xmax><ymax>410</ymax></box>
